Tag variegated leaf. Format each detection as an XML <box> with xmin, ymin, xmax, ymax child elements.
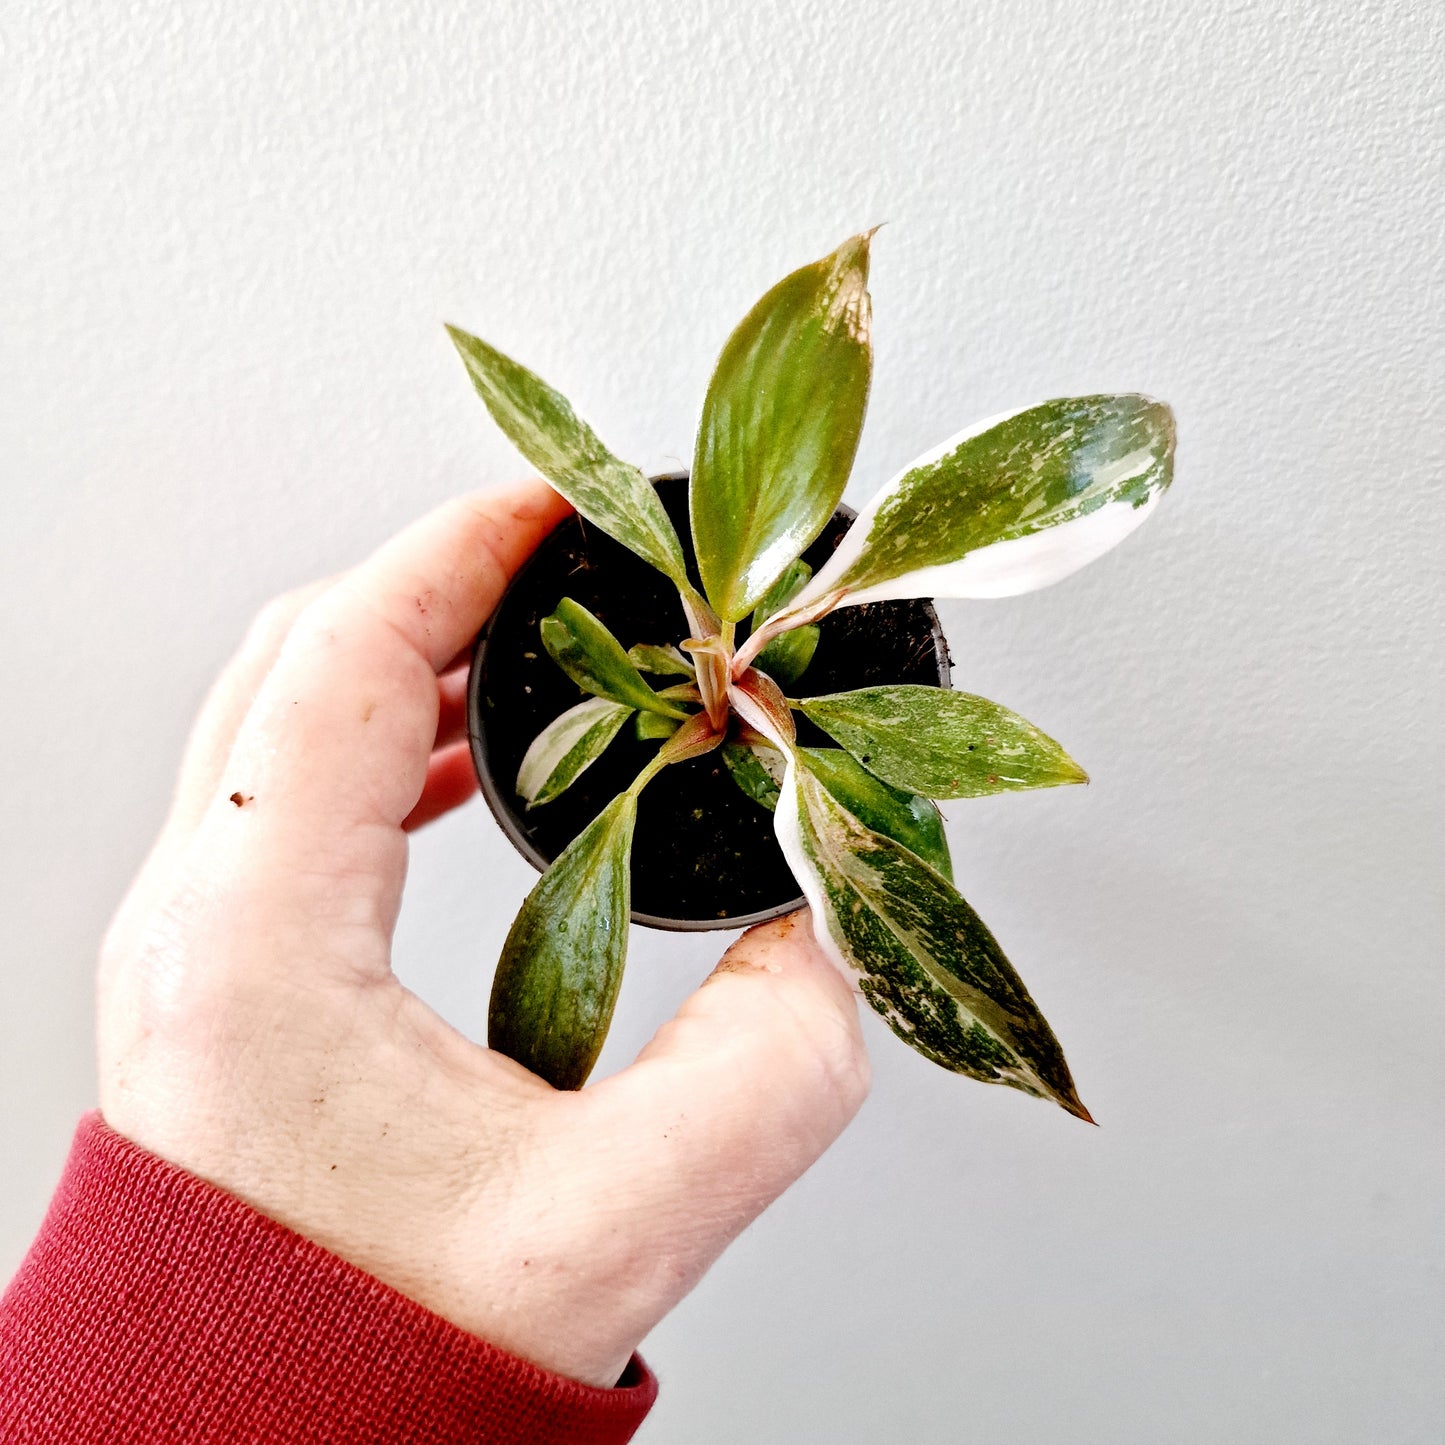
<box><xmin>799</xmin><ymin>746</ymin><xmax>952</xmax><ymax>879</ymax></box>
<box><xmin>516</xmin><ymin>697</ymin><xmax>634</xmax><ymax>806</ymax></box>
<box><xmin>778</xmin><ymin>762</ymin><xmax>1089</xmax><ymax>1118</ymax></box>
<box><xmin>796</xmin><ymin>685</ymin><xmax>1087</xmax><ymax>800</ymax></box>
<box><xmin>542</xmin><ymin>598</ymin><xmax>688</xmax><ymax>719</ymax></box>
<box><xmin>489</xmin><ymin>792</ymin><xmax>636</xmax><ymax>1090</ymax></box>
<box><xmin>691</xmin><ymin>233</ymin><xmax>875</xmax><ymax>621</ymax></box>
<box><xmin>786</xmin><ymin>394</ymin><xmax>1175</xmax><ymax>614</ymax></box>
<box><xmin>447</xmin><ymin>325</ymin><xmax>691</xmax><ymax>589</ymax></box>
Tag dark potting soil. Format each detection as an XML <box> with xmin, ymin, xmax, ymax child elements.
<box><xmin>469</xmin><ymin>475</ymin><xmax>950</xmax><ymax>925</ymax></box>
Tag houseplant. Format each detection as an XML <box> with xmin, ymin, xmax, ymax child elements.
<box><xmin>450</xmin><ymin>230</ymin><xmax>1175</xmax><ymax>1119</ymax></box>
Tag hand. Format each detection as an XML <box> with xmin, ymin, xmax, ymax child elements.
<box><xmin>96</xmin><ymin>481</ymin><xmax>870</xmax><ymax>1389</ymax></box>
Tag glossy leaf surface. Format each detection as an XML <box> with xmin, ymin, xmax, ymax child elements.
<box><xmin>541</xmin><ymin>598</ymin><xmax>688</xmax><ymax>718</ymax></box>
<box><xmin>787</xmin><ymin>395</ymin><xmax>1175</xmax><ymax>613</ymax></box>
<box><xmin>516</xmin><ymin>697</ymin><xmax>634</xmax><ymax>806</ymax></box>
<box><xmin>691</xmin><ymin>233</ymin><xmax>875</xmax><ymax>621</ymax></box>
<box><xmin>799</xmin><ymin>746</ymin><xmax>952</xmax><ymax>879</ymax></box>
<box><xmin>755</xmin><ymin>624</ymin><xmax>819</xmax><ymax>689</ymax></box>
<box><xmin>778</xmin><ymin>765</ymin><xmax>1088</xmax><ymax>1117</ymax></box>
<box><xmin>721</xmin><ymin>741</ymin><xmax>781</xmax><ymax>811</ymax></box>
<box><xmin>448</xmin><ymin>325</ymin><xmax>690</xmax><ymax>588</ymax></box>
<box><xmin>752</xmin><ymin>558</ymin><xmax>814</xmax><ymax>623</ymax></box>
<box><xmin>796</xmin><ymin>685</ymin><xmax>1087</xmax><ymax>800</ymax></box>
<box><xmin>489</xmin><ymin>793</ymin><xmax>636</xmax><ymax>1090</ymax></box>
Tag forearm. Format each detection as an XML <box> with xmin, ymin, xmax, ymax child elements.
<box><xmin>0</xmin><ymin>1115</ymin><xmax>656</xmax><ymax>1445</ymax></box>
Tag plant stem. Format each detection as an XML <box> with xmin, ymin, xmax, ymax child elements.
<box><xmin>731</xmin><ymin>588</ymin><xmax>847</xmax><ymax>676</ymax></box>
<box><xmin>626</xmin><ymin>751</ymin><xmax>671</xmax><ymax>798</ymax></box>
<box><xmin>625</xmin><ymin>711</ymin><xmax>724</xmax><ymax>798</ymax></box>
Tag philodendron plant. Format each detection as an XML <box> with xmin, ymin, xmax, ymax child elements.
<box><xmin>450</xmin><ymin>231</ymin><xmax>1175</xmax><ymax>1121</ymax></box>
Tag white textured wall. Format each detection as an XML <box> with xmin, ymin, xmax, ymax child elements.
<box><xmin>3</xmin><ymin>1</ymin><xmax>1442</xmax><ymax>1439</ymax></box>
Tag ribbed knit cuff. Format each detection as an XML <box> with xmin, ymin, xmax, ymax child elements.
<box><xmin>0</xmin><ymin>1113</ymin><xmax>657</xmax><ymax>1444</ymax></box>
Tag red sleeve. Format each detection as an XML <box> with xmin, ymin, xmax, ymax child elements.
<box><xmin>0</xmin><ymin>1113</ymin><xmax>657</xmax><ymax>1444</ymax></box>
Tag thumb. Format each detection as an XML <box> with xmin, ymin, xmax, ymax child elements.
<box><xmin>587</xmin><ymin>910</ymin><xmax>871</xmax><ymax>1234</ymax></box>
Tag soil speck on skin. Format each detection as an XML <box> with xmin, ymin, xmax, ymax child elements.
<box><xmin>362</xmin><ymin>702</ymin><xmax>376</xmax><ymax>722</ymax></box>
<box><xmin>229</xmin><ymin>792</ymin><xmax>254</xmax><ymax>807</ymax></box>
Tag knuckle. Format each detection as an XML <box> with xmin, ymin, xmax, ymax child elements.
<box><xmin>245</xmin><ymin>593</ymin><xmax>303</xmax><ymax>650</ymax></box>
<box><xmin>246</xmin><ymin>581</ymin><xmax>328</xmax><ymax>652</ymax></box>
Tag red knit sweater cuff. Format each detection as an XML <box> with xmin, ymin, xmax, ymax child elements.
<box><xmin>0</xmin><ymin>1113</ymin><xmax>657</xmax><ymax>1444</ymax></box>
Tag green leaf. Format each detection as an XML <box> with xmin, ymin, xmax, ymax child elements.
<box><xmin>755</xmin><ymin>623</ymin><xmax>819</xmax><ymax>689</ymax></box>
<box><xmin>785</xmin><ymin>395</ymin><xmax>1175</xmax><ymax>615</ymax></box>
<box><xmin>751</xmin><ymin>558</ymin><xmax>814</xmax><ymax>623</ymax></box>
<box><xmin>489</xmin><ymin>792</ymin><xmax>636</xmax><ymax>1090</ymax></box>
<box><xmin>690</xmin><ymin>233</ymin><xmax>875</xmax><ymax>621</ymax></box>
<box><xmin>516</xmin><ymin>697</ymin><xmax>634</xmax><ymax>806</ymax></box>
<box><xmin>655</xmin><ymin>682</ymin><xmax>702</xmax><ymax>704</ymax></box>
<box><xmin>635</xmin><ymin>712</ymin><xmax>681</xmax><ymax>741</ymax></box>
<box><xmin>626</xmin><ymin>643</ymin><xmax>695</xmax><ymax>678</ymax></box>
<box><xmin>778</xmin><ymin>765</ymin><xmax>1088</xmax><ymax>1118</ymax></box>
<box><xmin>721</xmin><ymin>741</ymin><xmax>781</xmax><ymax>811</ymax></box>
<box><xmin>799</xmin><ymin>747</ymin><xmax>952</xmax><ymax>879</ymax></box>
<box><xmin>795</xmin><ymin>685</ymin><xmax>1087</xmax><ymax>800</ymax></box>
<box><xmin>541</xmin><ymin>598</ymin><xmax>688</xmax><ymax>718</ymax></box>
<box><xmin>447</xmin><ymin>325</ymin><xmax>691</xmax><ymax>589</ymax></box>
<box><xmin>743</xmin><ymin>558</ymin><xmax>820</xmax><ymax>685</ymax></box>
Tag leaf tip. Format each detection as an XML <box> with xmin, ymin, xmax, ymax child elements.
<box><xmin>443</xmin><ymin>321</ymin><xmax>475</xmax><ymax>352</ymax></box>
<box><xmin>1050</xmin><ymin>1083</ymin><xmax>1095</xmax><ymax>1124</ymax></box>
<box><xmin>820</xmin><ymin>231</ymin><xmax>876</xmax><ymax>341</ymax></box>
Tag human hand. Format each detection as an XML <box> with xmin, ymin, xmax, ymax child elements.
<box><xmin>96</xmin><ymin>482</ymin><xmax>870</xmax><ymax>1389</ymax></box>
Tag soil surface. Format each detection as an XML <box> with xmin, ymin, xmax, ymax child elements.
<box><xmin>469</xmin><ymin>475</ymin><xmax>951</xmax><ymax>926</ymax></box>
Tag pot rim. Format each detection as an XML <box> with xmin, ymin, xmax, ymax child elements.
<box><xmin>466</xmin><ymin>472</ymin><xmax>951</xmax><ymax>933</ymax></box>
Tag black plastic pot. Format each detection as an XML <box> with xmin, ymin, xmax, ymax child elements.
<box><xmin>468</xmin><ymin>474</ymin><xmax>951</xmax><ymax>931</ymax></box>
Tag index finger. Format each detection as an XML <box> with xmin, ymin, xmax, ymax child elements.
<box><xmin>221</xmin><ymin>479</ymin><xmax>571</xmax><ymax>832</ymax></box>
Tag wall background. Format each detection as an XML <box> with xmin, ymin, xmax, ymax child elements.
<box><xmin>3</xmin><ymin>1</ymin><xmax>1442</xmax><ymax>1439</ymax></box>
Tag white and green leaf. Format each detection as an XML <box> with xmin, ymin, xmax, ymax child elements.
<box><xmin>447</xmin><ymin>325</ymin><xmax>691</xmax><ymax>589</ymax></box>
<box><xmin>777</xmin><ymin>763</ymin><xmax>1089</xmax><ymax>1119</ymax></box>
<box><xmin>799</xmin><ymin>746</ymin><xmax>952</xmax><ymax>879</ymax></box>
<box><xmin>488</xmin><ymin>792</ymin><xmax>636</xmax><ymax>1091</ymax></box>
<box><xmin>690</xmin><ymin>232</ymin><xmax>875</xmax><ymax>621</ymax></box>
<box><xmin>786</xmin><ymin>394</ymin><xmax>1175</xmax><ymax>614</ymax></box>
<box><xmin>516</xmin><ymin>697</ymin><xmax>634</xmax><ymax>806</ymax></box>
<box><xmin>541</xmin><ymin>598</ymin><xmax>688</xmax><ymax>718</ymax></box>
<box><xmin>795</xmin><ymin>685</ymin><xmax>1087</xmax><ymax>800</ymax></box>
